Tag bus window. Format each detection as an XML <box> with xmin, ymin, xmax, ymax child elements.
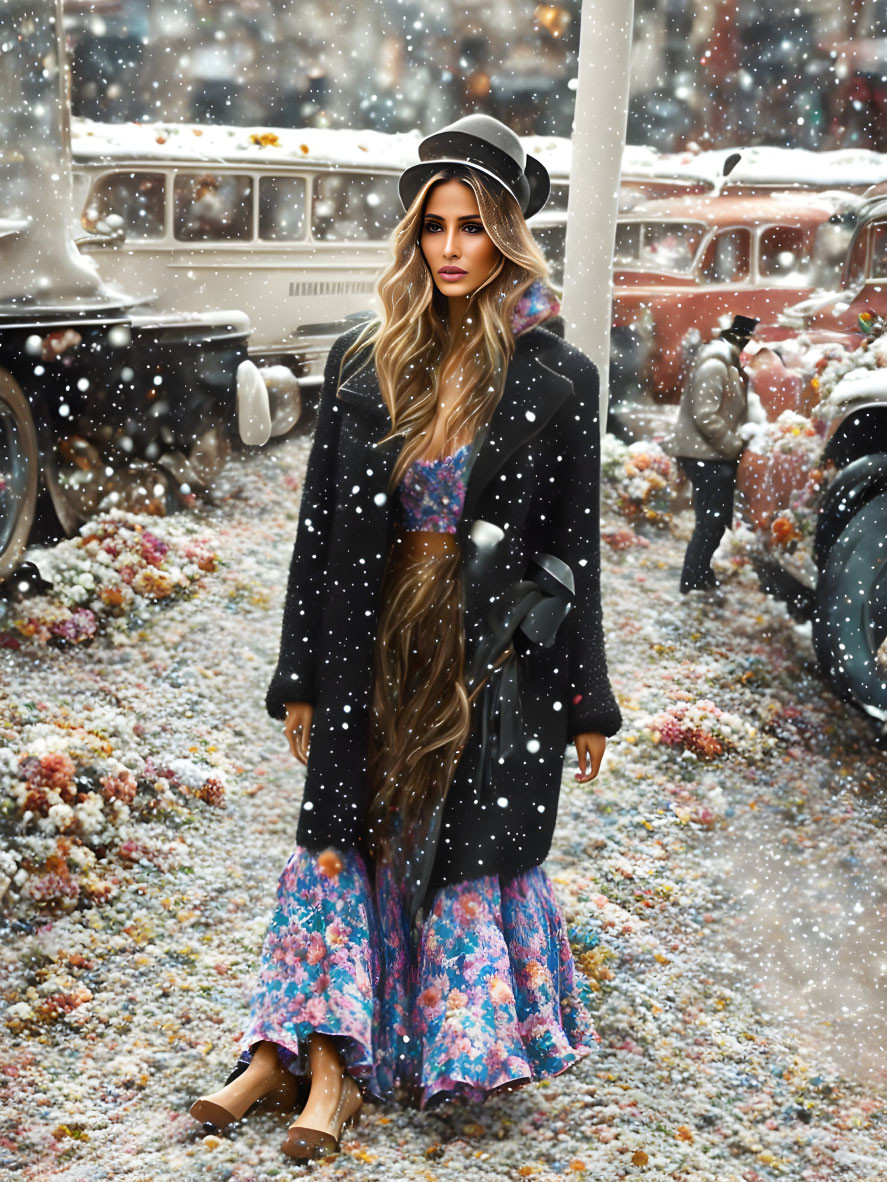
<box><xmin>759</xmin><ymin>225</ymin><xmax>810</xmax><ymax>284</ymax></box>
<box><xmin>614</xmin><ymin>221</ymin><xmax>641</xmax><ymax>266</ymax></box>
<box><xmin>640</xmin><ymin>221</ymin><xmax>703</xmax><ymax>273</ymax></box>
<box><xmin>699</xmin><ymin>228</ymin><xmax>751</xmax><ymax>284</ymax></box>
<box><xmin>311</xmin><ymin>173</ymin><xmax>400</xmax><ymax>241</ymax></box>
<box><xmin>174</xmin><ymin>172</ymin><xmax>252</xmax><ymax>241</ymax></box>
<box><xmin>82</xmin><ymin>171</ymin><xmax>165</xmax><ymax>239</ymax></box>
<box><xmin>259</xmin><ymin>175</ymin><xmax>307</xmax><ymax>241</ymax></box>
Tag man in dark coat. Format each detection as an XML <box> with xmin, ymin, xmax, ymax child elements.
<box><xmin>667</xmin><ymin>314</ymin><xmax>758</xmax><ymax>594</ymax></box>
<box><xmin>265</xmin><ymin>320</ymin><xmax>622</xmax><ymax>895</ymax></box>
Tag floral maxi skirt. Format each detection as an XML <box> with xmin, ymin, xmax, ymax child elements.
<box><xmin>238</xmin><ymin>536</ymin><xmax>598</xmax><ymax>1107</ymax></box>
<box><xmin>236</xmin><ymin>845</ymin><xmax>600</xmax><ymax>1108</ymax></box>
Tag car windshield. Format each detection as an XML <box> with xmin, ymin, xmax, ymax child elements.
<box><xmin>615</xmin><ymin>220</ymin><xmax>704</xmax><ymax>273</ymax></box>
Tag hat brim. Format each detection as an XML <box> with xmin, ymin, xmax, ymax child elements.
<box><xmin>398</xmin><ymin>155</ymin><xmax>550</xmax><ymax>220</ymax></box>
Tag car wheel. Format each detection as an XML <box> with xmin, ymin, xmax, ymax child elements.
<box><xmin>0</xmin><ymin>369</ymin><xmax>39</xmax><ymax>580</ymax></box>
<box><xmin>814</xmin><ymin>453</ymin><xmax>887</xmax><ymax>569</ymax></box>
<box><xmin>813</xmin><ymin>491</ymin><xmax>887</xmax><ymax>723</ymax></box>
<box><xmin>41</xmin><ymin>433</ymin><xmax>109</xmax><ymax>535</ymax></box>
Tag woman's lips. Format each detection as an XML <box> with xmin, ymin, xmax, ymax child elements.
<box><xmin>439</xmin><ymin>267</ymin><xmax>467</xmax><ymax>280</ymax></box>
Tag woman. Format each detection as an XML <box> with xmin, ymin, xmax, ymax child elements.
<box><xmin>190</xmin><ymin>114</ymin><xmax>622</xmax><ymax>1160</ymax></box>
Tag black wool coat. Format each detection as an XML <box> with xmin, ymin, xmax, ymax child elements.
<box><xmin>266</xmin><ymin>322</ymin><xmax>622</xmax><ymax>889</ymax></box>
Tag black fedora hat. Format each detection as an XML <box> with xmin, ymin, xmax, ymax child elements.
<box><xmin>398</xmin><ymin>114</ymin><xmax>551</xmax><ymax>220</ymax></box>
<box><xmin>722</xmin><ymin>314</ymin><xmax>759</xmax><ymax>339</ymax></box>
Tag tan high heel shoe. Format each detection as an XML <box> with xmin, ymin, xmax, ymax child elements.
<box><xmin>190</xmin><ymin>1060</ymin><xmax>303</xmax><ymax>1130</ymax></box>
<box><xmin>280</xmin><ymin>1074</ymin><xmax>363</xmax><ymax>1160</ymax></box>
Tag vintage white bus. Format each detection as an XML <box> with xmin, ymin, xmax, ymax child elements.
<box><xmin>71</xmin><ymin>119</ymin><xmax>571</xmax><ymax>423</ymax></box>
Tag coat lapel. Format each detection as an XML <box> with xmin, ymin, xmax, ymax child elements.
<box><xmin>463</xmin><ymin>333</ymin><xmax>575</xmax><ymax>520</ymax></box>
<box><xmin>335</xmin><ymin>329</ymin><xmax>575</xmax><ymax>516</ymax></box>
<box><xmin>336</xmin><ymin>355</ymin><xmax>390</xmax><ymax>424</ymax></box>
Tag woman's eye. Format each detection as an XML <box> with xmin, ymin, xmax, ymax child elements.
<box><xmin>422</xmin><ymin>221</ymin><xmax>483</xmax><ymax>233</ymax></box>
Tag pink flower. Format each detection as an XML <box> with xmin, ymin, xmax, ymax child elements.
<box><xmin>306</xmin><ymin>932</ymin><xmax>327</xmax><ymax>966</ymax></box>
<box><xmin>140</xmin><ymin>530</ymin><xmax>169</xmax><ymax>566</ymax></box>
<box><xmin>485</xmin><ymin>1041</ymin><xmax>508</xmax><ymax>1070</ymax></box>
<box><xmin>50</xmin><ymin>608</ymin><xmax>97</xmax><ymax>643</ymax></box>
<box><xmin>453</xmin><ymin>890</ymin><xmax>483</xmax><ymax>925</ymax></box>
<box><xmin>302</xmin><ymin>996</ymin><xmax>327</xmax><ymax>1026</ymax></box>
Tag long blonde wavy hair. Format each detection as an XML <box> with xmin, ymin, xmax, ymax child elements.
<box><xmin>342</xmin><ymin>165</ymin><xmax>553</xmax><ymax>484</ymax></box>
<box><xmin>357</xmin><ymin>165</ymin><xmax>554</xmax><ymax>871</ymax></box>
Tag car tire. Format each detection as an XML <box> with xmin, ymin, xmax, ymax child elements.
<box><xmin>814</xmin><ymin>453</ymin><xmax>887</xmax><ymax>569</ymax></box>
<box><xmin>813</xmin><ymin>490</ymin><xmax>887</xmax><ymax>724</ymax></box>
<box><xmin>0</xmin><ymin>369</ymin><xmax>39</xmax><ymax>580</ymax></box>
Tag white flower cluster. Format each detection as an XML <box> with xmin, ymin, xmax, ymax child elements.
<box><xmin>601</xmin><ymin>435</ymin><xmax>675</xmax><ymax>526</ymax></box>
<box><xmin>11</xmin><ymin>508</ymin><xmax>218</xmax><ymax>646</ymax></box>
<box><xmin>814</xmin><ymin>339</ymin><xmax>874</xmax><ymax>408</ymax></box>
<box><xmin>1</xmin><ymin>683</ymin><xmax>233</xmax><ymax>916</ymax></box>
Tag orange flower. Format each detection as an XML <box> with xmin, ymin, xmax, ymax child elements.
<box><xmin>489</xmin><ymin>976</ymin><xmax>514</xmax><ymax>1007</ymax></box>
<box><xmin>316</xmin><ymin>849</ymin><xmax>343</xmax><ymax>878</ymax></box>
<box><xmin>445</xmin><ymin>989</ymin><xmax>468</xmax><ymax>1016</ymax></box>
<box><xmin>524</xmin><ymin>960</ymin><xmax>547</xmax><ymax>987</ymax></box>
<box><xmin>770</xmin><ymin>515</ymin><xmax>800</xmax><ymax>546</ymax></box>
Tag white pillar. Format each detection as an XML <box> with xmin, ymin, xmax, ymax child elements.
<box><xmin>0</xmin><ymin>0</ymin><xmax>110</xmax><ymax>307</ymax></box>
<box><xmin>561</xmin><ymin>0</ymin><xmax>635</xmax><ymax>429</ymax></box>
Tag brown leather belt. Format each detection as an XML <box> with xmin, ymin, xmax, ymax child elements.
<box><xmin>391</xmin><ymin>529</ymin><xmax>460</xmax><ymax>560</ymax></box>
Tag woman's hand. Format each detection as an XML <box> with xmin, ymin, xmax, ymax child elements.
<box><xmin>284</xmin><ymin>702</ymin><xmax>314</xmax><ymax>765</ymax></box>
<box><xmin>574</xmin><ymin>732</ymin><xmax>606</xmax><ymax>783</ymax></box>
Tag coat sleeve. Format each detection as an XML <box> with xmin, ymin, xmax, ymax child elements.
<box><xmin>689</xmin><ymin>358</ymin><xmax>744</xmax><ymax>460</ymax></box>
<box><xmin>265</xmin><ymin>333</ymin><xmax>350</xmax><ymax>719</ymax></box>
<box><xmin>549</xmin><ymin>352</ymin><xmax>622</xmax><ymax>738</ymax></box>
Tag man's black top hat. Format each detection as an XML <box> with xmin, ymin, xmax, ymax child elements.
<box><xmin>722</xmin><ymin>314</ymin><xmax>759</xmax><ymax>339</ymax></box>
<box><xmin>398</xmin><ymin>114</ymin><xmax>551</xmax><ymax>220</ymax></box>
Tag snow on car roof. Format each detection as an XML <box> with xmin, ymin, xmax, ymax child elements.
<box><xmin>70</xmin><ymin>118</ymin><xmax>573</xmax><ymax>179</ymax></box>
<box><xmin>622</xmin><ymin>144</ymin><xmax>887</xmax><ymax>191</ymax></box>
<box><xmin>621</xmin><ymin>189</ymin><xmax>864</xmax><ymax>224</ymax></box>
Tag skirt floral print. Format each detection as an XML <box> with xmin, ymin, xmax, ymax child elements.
<box><xmin>241</xmin><ymin>390</ymin><xmax>598</xmax><ymax>1108</ymax></box>
<box><xmin>237</xmin><ymin>845</ymin><xmax>599</xmax><ymax>1109</ymax></box>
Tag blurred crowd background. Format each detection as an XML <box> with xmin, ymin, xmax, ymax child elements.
<box><xmin>63</xmin><ymin>0</ymin><xmax>887</xmax><ymax>153</ymax></box>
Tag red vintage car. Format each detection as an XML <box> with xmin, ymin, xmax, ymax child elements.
<box><xmin>776</xmin><ymin>188</ymin><xmax>887</xmax><ymax>348</ymax></box>
<box><xmin>728</xmin><ymin>193</ymin><xmax>887</xmax><ymax>728</ymax></box>
<box><xmin>610</xmin><ymin>190</ymin><xmax>858</xmax><ymax>415</ymax></box>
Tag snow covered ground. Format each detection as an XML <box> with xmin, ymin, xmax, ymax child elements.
<box><xmin>1</xmin><ymin>430</ymin><xmax>885</xmax><ymax>1182</ymax></box>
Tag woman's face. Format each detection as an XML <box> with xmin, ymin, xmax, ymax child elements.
<box><xmin>419</xmin><ymin>179</ymin><xmax>502</xmax><ymax>300</ymax></box>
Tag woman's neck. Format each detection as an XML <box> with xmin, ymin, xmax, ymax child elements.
<box><xmin>447</xmin><ymin>294</ymin><xmax>472</xmax><ymax>336</ymax></box>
